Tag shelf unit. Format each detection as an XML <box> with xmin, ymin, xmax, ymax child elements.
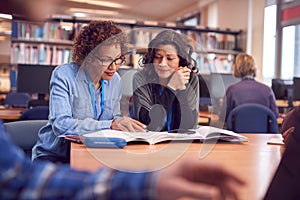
<box><xmin>10</xmin><ymin>17</ymin><xmax>74</xmax><ymax>66</ymax></box>
<box><xmin>113</xmin><ymin>20</ymin><xmax>242</xmax><ymax>73</ymax></box>
<box><xmin>10</xmin><ymin>16</ymin><xmax>242</xmax><ymax>67</ymax></box>
<box><xmin>9</xmin><ymin>17</ymin><xmax>243</xmax><ymax>84</ymax></box>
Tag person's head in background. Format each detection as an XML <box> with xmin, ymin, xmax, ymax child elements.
<box><xmin>72</xmin><ymin>20</ymin><xmax>128</xmax><ymax>84</ymax></box>
<box><xmin>141</xmin><ymin>30</ymin><xmax>197</xmax><ymax>85</ymax></box>
<box><xmin>233</xmin><ymin>53</ymin><xmax>257</xmax><ymax>79</ymax></box>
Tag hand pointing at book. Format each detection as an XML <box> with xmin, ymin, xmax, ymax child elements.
<box><xmin>111</xmin><ymin>116</ymin><xmax>146</xmax><ymax>132</ymax></box>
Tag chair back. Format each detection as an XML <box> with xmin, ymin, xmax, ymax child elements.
<box><xmin>19</xmin><ymin>106</ymin><xmax>49</xmax><ymax>120</ymax></box>
<box><xmin>118</xmin><ymin>68</ymin><xmax>137</xmax><ymax>116</ymax></box>
<box><xmin>3</xmin><ymin>120</ymin><xmax>48</xmax><ymax>157</ymax></box>
<box><xmin>119</xmin><ymin>68</ymin><xmax>138</xmax><ymax>97</ymax></box>
<box><xmin>2</xmin><ymin>92</ymin><xmax>31</xmax><ymax>107</ymax></box>
<box><xmin>226</xmin><ymin>103</ymin><xmax>279</xmax><ymax>133</ymax></box>
<box><xmin>27</xmin><ymin>99</ymin><xmax>49</xmax><ymax>108</ymax></box>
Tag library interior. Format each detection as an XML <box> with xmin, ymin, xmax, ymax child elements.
<box><xmin>1</xmin><ymin>0</ymin><xmax>300</xmax><ymax>199</ymax></box>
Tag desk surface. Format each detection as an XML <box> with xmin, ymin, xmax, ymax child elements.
<box><xmin>276</xmin><ymin>100</ymin><xmax>300</xmax><ymax>107</ymax></box>
<box><xmin>71</xmin><ymin>134</ymin><xmax>284</xmax><ymax>200</ymax></box>
<box><xmin>199</xmin><ymin>111</ymin><xmax>284</xmax><ymax>126</ymax></box>
<box><xmin>0</xmin><ymin>107</ymin><xmax>25</xmax><ymax>121</ymax></box>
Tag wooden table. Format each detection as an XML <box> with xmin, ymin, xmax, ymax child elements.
<box><xmin>71</xmin><ymin>134</ymin><xmax>285</xmax><ymax>200</ymax></box>
<box><xmin>199</xmin><ymin>111</ymin><xmax>284</xmax><ymax>126</ymax></box>
<box><xmin>276</xmin><ymin>100</ymin><xmax>300</xmax><ymax>108</ymax></box>
<box><xmin>0</xmin><ymin>107</ymin><xmax>26</xmax><ymax>121</ymax></box>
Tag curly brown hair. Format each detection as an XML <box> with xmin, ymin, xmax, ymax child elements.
<box><xmin>72</xmin><ymin>20</ymin><xmax>128</xmax><ymax>65</ymax></box>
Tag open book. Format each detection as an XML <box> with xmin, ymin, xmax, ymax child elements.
<box><xmin>82</xmin><ymin>126</ymin><xmax>248</xmax><ymax>145</ymax></box>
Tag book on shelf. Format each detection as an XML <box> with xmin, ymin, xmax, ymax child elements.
<box><xmin>187</xmin><ymin>31</ymin><xmax>237</xmax><ymax>52</ymax></box>
<box><xmin>63</xmin><ymin>126</ymin><xmax>248</xmax><ymax>145</ymax></box>
<box><xmin>12</xmin><ymin>20</ymin><xmax>73</xmax><ymax>41</ymax></box>
<box><xmin>10</xmin><ymin>43</ymin><xmax>71</xmax><ymax>65</ymax></box>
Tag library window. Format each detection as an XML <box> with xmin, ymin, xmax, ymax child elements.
<box><xmin>281</xmin><ymin>25</ymin><xmax>295</xmax><ymax>79</ymax></box>
<box><xmin>262</xmin><ymin>4</ymin><xmax>276</xmax><ymax>82</ymax></box>
<box><xmin>264</xmin><ymin>0</ymin><xmax>300</xmax><ymax>81</ymax></box>
<box><xmin>281</xmin><ymin>24</ymin><xmax>300</xmax><ymax>79</ymax></box>
<box><xmin>178</xmin><ymin>13</ymin><xmax>200</xmax><ymax>26</ymax></box>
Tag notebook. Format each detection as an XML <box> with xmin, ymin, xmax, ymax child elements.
<box><xmin>264</xmin><ymin>134</ymin><xmax>300</xmax><ymax>199</ymax></box>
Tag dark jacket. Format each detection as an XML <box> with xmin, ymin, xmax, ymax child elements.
<box><xmin>132</xmin><ymin>65</ymin><xmax>199</xmax><ymax>131</ymax></box>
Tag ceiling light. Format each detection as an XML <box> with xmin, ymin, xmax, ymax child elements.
<box><xmin>69</xmin><ymin>8</ymin><xmax>118</xmax><ymax>16</ymax></box>
<box><xmin>68</xmin><ymin>0</ymin><xmax>127</xmax><ymax>9</ymax></box>
<box><xmin>0</xmin><ymin>14</ymin><xmax>12</xmax><ymax>20</ymax></box>
<box><xmin>73</xmin><ymin>12</ymin><xmax>88</xmax><ymax>18</ymax></box>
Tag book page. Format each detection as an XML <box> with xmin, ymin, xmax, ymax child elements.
<box><xmin>83</xmin><ymin>130</ymin><xmax>196</xmax><ymax>144</ymax></box>
<box><xmin>82</xmin><ymin>126</ymin><xmax>248</xmax><ymax>145</ymax></box>
<box><xmin>267</xmin><ymin>138</ymin><xmax>284</xmax><ymax>145</ymax></box>
<box><xmin>196</xmin><ymin>126</ymin><xmax>248</xmax><ymax>142</ymax></box>
<box><xmin>84</xmin><ymin>130</ymin><xmax>154</xmax><ymax>144</ymax></box>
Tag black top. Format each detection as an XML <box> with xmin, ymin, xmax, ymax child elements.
<box><xmin>132</xmin><ymin>65</ymin><xmax>199</xmax><ymax>131</ymax></box>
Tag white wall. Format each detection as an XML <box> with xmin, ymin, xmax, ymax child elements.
<box><xmin>217</xmin><ymin>0</ymin><xmax>248</xmax><ymax>30</ymax></box>
<box><xmin>205</xmin><ymin>0</ymin><xmax>264</xmax><ymax>81</ymax></box>
<box><xmin>0</xmin><ymin>39</ymin><xmax>10</xmax><ymax>63</ymax></box>
<box><xmin>207</xmin><ymin>1</ymin><xmax>218</xmax><ymax>28</ymax></box>
<box><xmin>250</xmin><ymin>0</ymin><xmax>265</xmax><ymax>81</ymax></box>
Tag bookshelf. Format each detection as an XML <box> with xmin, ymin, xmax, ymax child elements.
<box><xmin>9</xmin><ymin>16</ymin><xmax>243</xmax><ymax>71</ymax></box>
<box><xmin>10</xmin><ymin>18</ymin><xmax>74</xmax><ymax>66</ymax></box>
<box><xmin>118</xmin><ymin>21</ymin><xmax>242</xmax><ymax>73</ymax></box>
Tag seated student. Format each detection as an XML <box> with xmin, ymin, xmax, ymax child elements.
<box><xmin>219</xmin><ymin>53</ymin><xmax>279</xmax><ymax>122</ymax></box>
<box><xmin>0</xmin><ymin>125</ymin><xmax>245</xmax><ymax>199</ymax></box>
<box><xmin>132</xmin><ymin>30</ymin><xmax>199</xmax><ymax>132</ymax></box>
<box><xmin>32</xmin><ymin>20</ymin><xmax>146</xmax><ymax>164</ymax></box>
<box><xmin>281</xmin><ymin>105</ymin><xmax>300</xmax><ymax>144</ymax></box>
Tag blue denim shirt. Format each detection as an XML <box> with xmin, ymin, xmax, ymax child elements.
<box><xmin>0</xmin><ymin>126</ymin><xmax>156</xmax><ymax>200</ymax></box>
<box><xmin>32</xmin><ymin>63</ymin><xmax>123</xmax><ymax>161</ymax></box>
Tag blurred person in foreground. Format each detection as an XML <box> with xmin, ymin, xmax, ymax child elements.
<box><xmin>1</xmin><ymin>124</ymin><xmax>245</xmax><ymax>200</ymax></box>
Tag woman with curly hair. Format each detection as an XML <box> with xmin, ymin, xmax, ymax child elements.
<box><xmin>32</xmin><ymin>20</ymin><xmax>145</xmax><ymax>164</ymax></box>
<box><xmin>132</xmin><ymin>30</ymin><xmax>199</xmax><ymax>132</ymax></box>
<box><xmin>219</xmin><ymin>53</ymin><xmax>278</xmax><ymax>122</ymax></box>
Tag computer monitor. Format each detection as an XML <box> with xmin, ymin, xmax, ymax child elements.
<box><xmin>209</xmin><ymin>73</ymin><xmax>240</xmax><ymax>99</ymax></box>
<box><xmin>198</xmin><ymin>74</ymin><xmax>212</xmax><ymax>110</ymax></box>
<box><xmin>293</xmin><ymin>77</ymin><xmax>300</xmax><ymax>101</ymax></box>
<box><xmin>198</xmin><ymin>74</ymin><xmax>210</xmax><ymax>98</ymax></box>
<box><xmin>17</xmin><ymin>64</ymin><xmax>56</xmax><ymax>100</ymax></box>
<box><xmin>271</xmin><ymin>78</ymin><xmax>293</xmax><ymax>100</ymax></box>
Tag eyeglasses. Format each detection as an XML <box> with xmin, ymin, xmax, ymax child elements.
<box><xmin>93</xmin><ymin>54</ymin><xmax>126</xmax><ymax>67</ymax></box>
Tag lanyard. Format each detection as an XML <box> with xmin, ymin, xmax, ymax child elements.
<box><xmin>159</xmin><ymin>86</ymin><xmax>172</xmax><ymax>132</ymax></box>
<box><xmin>99</xmin><ymin>79</ymin><xmax>105</xmax><ymax>117</ymax></box>
<box><xmin>85</xmin><ymin>71</ymin><xmax>105</xmax><ymax>119</ymax></box>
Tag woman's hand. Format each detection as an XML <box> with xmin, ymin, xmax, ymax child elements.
<box><xmin>167</xmin><ymin>67</ymin><xmax>191</xmax><ymax>90</ymax></box>
<box><xmin>282</xmin><ymin>126</ymin><xmax>295</xmax><ymax>144</ymax></box>
<box><xmin>155</xmin><ymin>157</ymin><xmax>246</xmax><ymax>200</ymax></box>
<box><xmin>111</xmin><ymin>116</ymin><xmax>146</xmax><ymax>132</ymax></box>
